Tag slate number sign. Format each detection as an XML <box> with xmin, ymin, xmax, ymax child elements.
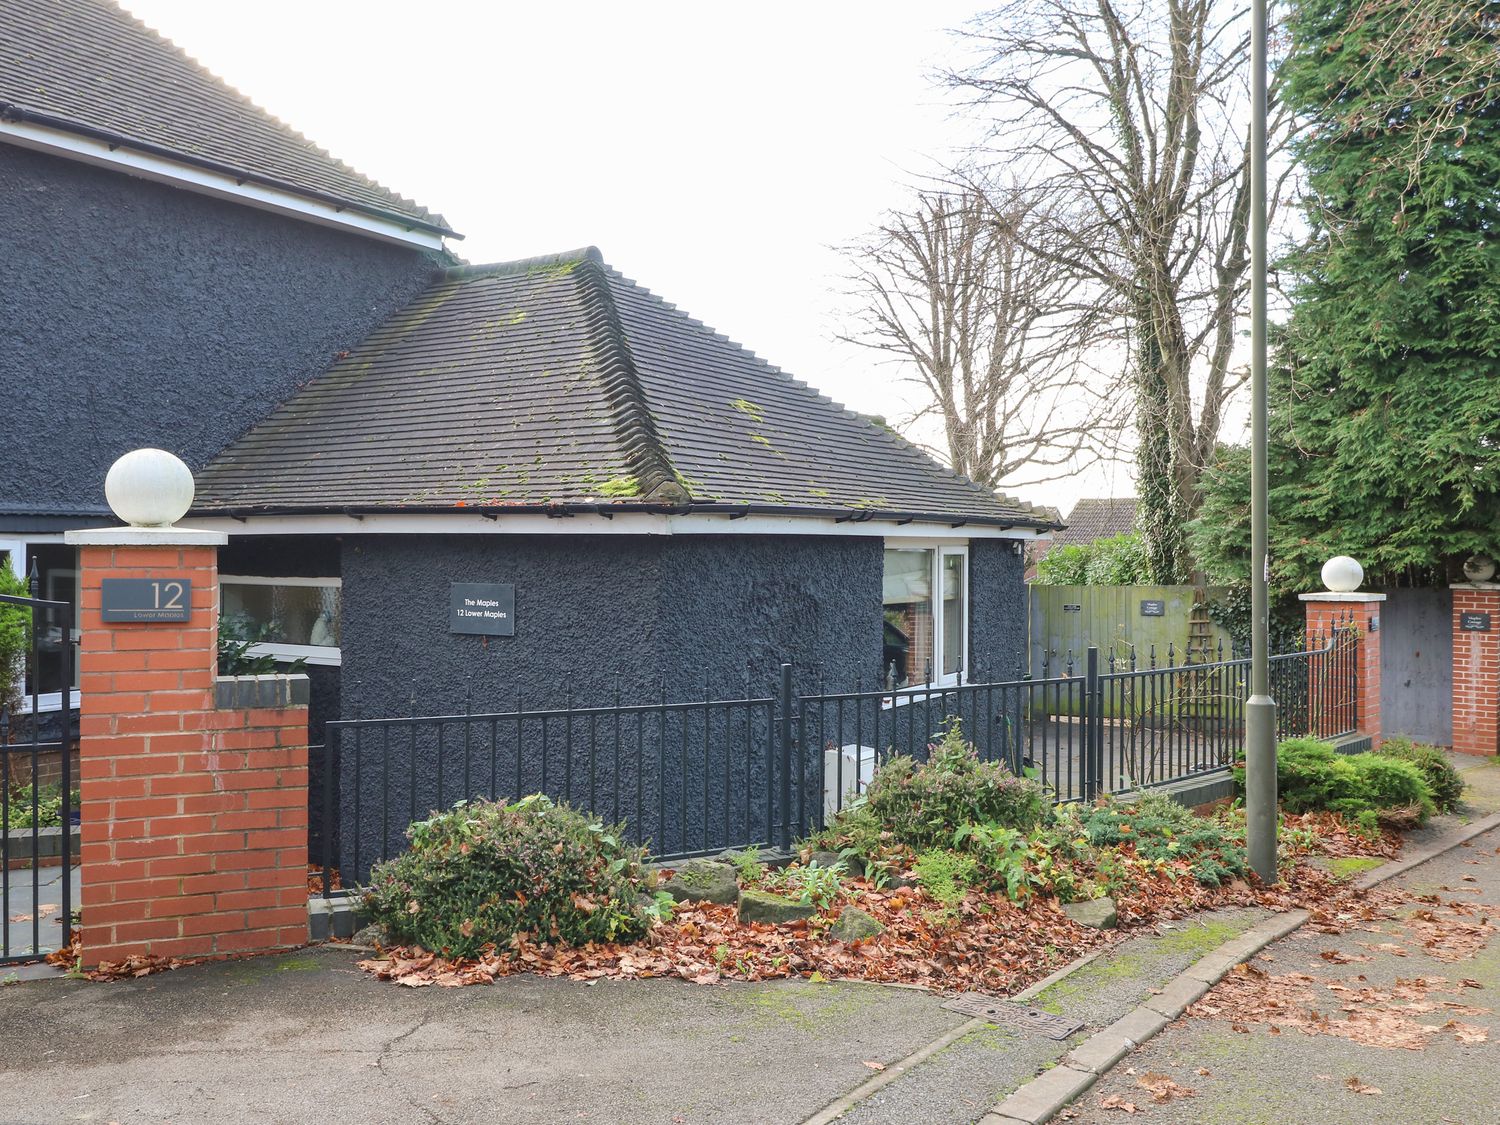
<box><xmin>101</xmin><ymin>577</ymin><xmax>192</xmax><ymax>622</ymax></box>
<box><xmin>450</xmin><ymin>582</ymin><xmax>515</xmax><ymax>636</ymax></box>
<box><xmin>1461</xmin><ymin>612</ymin><xmax>1492</xmax><ymax>633</ymax></box>
<box><xmin>1063</xmin><ymin>603</ymin><xmax>1083</xmax><ymax>613</ymax></box>
<box><xmin>1139</xmin><ymin>599</ymin><xmax>1166</xmax><ymax>617</ymax></box>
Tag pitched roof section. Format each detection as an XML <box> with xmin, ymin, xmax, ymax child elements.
<box><xmin>1054</xmin><ymin>498</ymin><xmax>1138</xmax><ymax>547</ymax></box>
<box><xmin>195</xmin><ymin>248</ymin><xmax>1052</xmax><ymax>529</ymax></box>
<box><xmin>0</xmin><ymin>0</ymin><xmax>453</xmax><ymax>236</ymax></box>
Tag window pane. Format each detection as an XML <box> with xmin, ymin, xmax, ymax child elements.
<box><xmin>221</xmin><ymin>583</ymin><xmax>340</xmax><ymax>647</ymax></box>
<box><xmin>942</xmin><ymin>553</ymin><xmax>964</xmax><ymax>677</ymax></box>
<box><xmin>30</xmin><ymin>544</ymin><xmax>79</xmax><ymax>695</ymax></box>
<box><xmin>883</xmin><ymin>548</ymin><xmax>933</xmax><ymax>687</ymax></box>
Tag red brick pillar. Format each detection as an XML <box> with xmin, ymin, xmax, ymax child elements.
<box><xmin>1299</xmin><ymin>592</ymin><xmax>1385</xmax><ymax>744</ymax></box>
<box><xmin>1452</xmin><ymin>584</ymin><xmax>1500</xmax><ymax>757</ymax></box>
<box><xmin>65</xmin><ymin>527</ymin><xmax>309</xmax><ymax>967</ymax></box>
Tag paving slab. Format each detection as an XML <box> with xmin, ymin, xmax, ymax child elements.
<box><xmin>0</xmin><ymin>950</ymin><xmax>965</xmax><ymax>1125</ymax></box>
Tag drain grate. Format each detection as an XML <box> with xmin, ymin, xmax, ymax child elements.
<box><xmin>941</xmin><ymin>994</ymin><xmax>1084</xmax><ymax>1040</ymax></box>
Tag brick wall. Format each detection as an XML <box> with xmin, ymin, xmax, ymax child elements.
<box><xmin>1452</xmin><ymin>586</ymin><xmax>1500</xmax><ymax>757</ymax></box>
<box><xmin>1302</xmin><ymin>595</ymin><xmax>1383</xmax><ymax>744</ymax></box>
<box><xmin>74</xmin><ymin>541</ymin><xmax>309</xmax><ymax>966</ymax></box>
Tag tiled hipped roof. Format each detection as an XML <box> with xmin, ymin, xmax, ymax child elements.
<box><xmin>195</xmin><ymin>248</ymin><xmax>1053</xmax><ymax>529</ymax></box>
<box><xmin>0</xmin><ymin>0</ymin><xmax>452</xmax><ymax>234</ymax></box>
<box><xmin>1053</xmin><ymin>498</ymin><xmax>1138</xmax><ymax>547</ymax></box>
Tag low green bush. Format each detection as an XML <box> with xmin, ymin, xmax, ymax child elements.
<box><xmin>1234</xmin><ymin>738</ymin><xmax>1435</xmax><ymax>823</ymax></box>
<box><xmin>3</xmin><ymin>783</ymin><xmax>77</xmax><ymax>830</ymax></box>
<box><xmin>1076</xmin><ymin>793</ymin><xmax>1248</xmax><ymax>886</ymax></box>
<box><xmin>861</xmin><ymin>719</ymin><xmax>1048</xmax><ymax>850</ymax></box>
<box><xmin>1374</xmin><ymin>737</ymin><xmax>1463</xmax><ymax>812</ymax></box>
<box><xmin>912</xmin><ymin>849</ymin><xmax>980</xmax><ymax>908</ymax></box>
<box><xmin>364</xmin><ymin>794</ymin><xmax>664</xmax><ymax>959</ymax></box>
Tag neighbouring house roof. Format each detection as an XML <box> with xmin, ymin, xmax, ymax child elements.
<box><xmin>1053</xmin><ymin>497</ymin><xmax>1138</xmax><ymax>548</ymax></box>
<box><xmin>0</xmin><ymin>0</ymin><xmax>454</xmax><ymax>237</ymax></box>
<box><xmin>194</xmin><ymin>248</ymin><xmax>1057</xmax><ymax>529</ymax></box>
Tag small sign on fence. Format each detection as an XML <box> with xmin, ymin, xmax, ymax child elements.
<box><xmin>100</xmin><ymin>577</ymin><xmax>192</xmax><ymax>622</ymax></box>
<box><xmin>1461</xmin><ymin>612</ymin><xmax>1492</xmax><ymax>633</ymax></box>
<box><xmin>1139</xmin><ymin>599</ymin><xmax>1166</xmax><ymax>617</ymax></box>
<box><xmin>450</xmin><ymin>582</ymin><xmax>515</xmax><ymax>636</ymax></box>
<box><xmin>1063</xmin><ymin>603</ymin><xmax>1082</xmax><ymax>613</ymax></box>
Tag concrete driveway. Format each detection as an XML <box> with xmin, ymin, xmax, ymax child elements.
<box><xmin>0</xmin><ymin>948</ymin><xmax>968</xmax><ymax>1125</ymax></box>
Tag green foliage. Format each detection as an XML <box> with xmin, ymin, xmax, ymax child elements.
<box><xmin>912</xmin><ymin>849</ymin><xmax>980</xmax><ymax>908</ymax></box>
<box><xmin>952</xmin><ymin>821</ymin><xmax>1031</xmax><ymax>901</ymax></box>
<box><xmin>1374</xmin><ymin>737</ymin><xmax>1463</xmax><ymax>812</ymax></box>
<box><xmin>1075</xmin><ymin>792</ymin><xmax>1249</xmax><ymax>886</ymax></box>
<box><xmin>763</xmin><ymin>860</ymin><xmax>846</xmax><ymax>909</ymax></box>
<box><xmin>216</xmin><ymin>619</ymin><xmax>308</xmax><ymax>677</ymax></box>
<box><xmin>1235</xmin><ymin>739</ymin><xmax>1435</xmax><ymax>822</ymax></box>
<box><xmin>1261</xmin><ymin>0</ymin><xmax>1500</xmax><ymax>587</ymax></box>
<box><xmin>725</xmin><ymin>845</ymin><xmax>765</xmax><ymax>883</ymax></box>
<box><xmin>0</xmin><ymin>565</ymin><xmax>30</xmax><ymax>712</ymax></box>
<box><xmin>1187</xmin><ymin>445</ymin><xmax>1250</xmax><ymax>585</ymax></box>
<box><xmin>861</xmin><ymin>719</ymin><xmax>1048</xmax><ymax>850</ymax></box>
<box><xmin>363</xmin><ymin>794</ymin><xmax>657</xmax><ymax>959</ymax></box>
<box><xmin>3</xmin><ymin>782</ymin><xmax>78</xmax><ymax>830</ymax></box>
<box><xmin>1033</xmin><ymin>532</ymin><xmax>1150</xmax><ymax>586</ymax></box>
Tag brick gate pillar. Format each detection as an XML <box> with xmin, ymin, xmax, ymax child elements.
<box><xmin>65</xmin><ymin>452</ymin><xmax>309</xmax><ymax>968</ymax></box>
<box><xmin>1451</xmin><ymin>583</ymin><xmax>1500</xmax><ymax>757</ymax></box>
<box><xmin>1299</xmin><ymin>590</ymin><xmax>1385</xmax><ymax>745</ymax></box>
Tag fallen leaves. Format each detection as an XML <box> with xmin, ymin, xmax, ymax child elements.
<box><xmin>1137</xmin><ymin>1072</ymin><xmax>1195</xmax><ymax>1103</ymax></box>
<box><xmin>860</xmin><ymin>1060</ymin><xmax>887</xmax><ymax>1071</ymax></box>
<box><xmin>1345</xmin><ymin>1076</ymin><xmax>1382</xmax><ymax>1096</ymax></box>
<box><xmin>1098</xmin><ymin>1094</ymin><xmax>1140</xmax><ymax>1113</ymax></box>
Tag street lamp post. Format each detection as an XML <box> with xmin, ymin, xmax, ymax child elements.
<box><xmin>1245</xmin><ymin>0</ymin><xmax>1278</xmax><ymax>883</ymax></box>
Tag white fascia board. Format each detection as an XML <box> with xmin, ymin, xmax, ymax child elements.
<box><xmin>0</xmin><ymin>120</ymin><xmax>446</xmax><ymax>251</ymax></box>
<box><xmin>182</xmin><ymin>511</ymin><xmax>1048</xmax><ymax>541</ymax></box>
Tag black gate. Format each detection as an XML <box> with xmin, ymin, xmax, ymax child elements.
<box><xmin>1</xmin><ymin>571</ymin><xmax>76</xmax><ymax>964</ymax></box>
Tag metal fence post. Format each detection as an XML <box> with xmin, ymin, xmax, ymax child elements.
<box><xmin>1085</xmin><ymin>646</ymin><xmax>1101</xmax><ymax>800</ymax></box>
<box><xmin>778</xmin><ymin>663</ymin><xmax>793</xmax><ymax>851</ymax></box>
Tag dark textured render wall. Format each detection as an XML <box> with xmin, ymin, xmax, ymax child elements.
<box><xmin>330</xmin><ymin>531</ymin><xmax>1028</xmax><ymax>875</ymax></box>
<box><xmin>0</xmin><ymin>144</ymin><xmax>441</xmax><ymax>518</ymax></box>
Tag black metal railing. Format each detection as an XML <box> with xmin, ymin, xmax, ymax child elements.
<box><xmin>1</xmin><ymin>577</ymin><xmax>76</xmax><ymax>964</ymax></box>
<box><xmin>317</xmin><ymin>622</ymin><xmax>1362</xmax><ymax>894</ymax></box>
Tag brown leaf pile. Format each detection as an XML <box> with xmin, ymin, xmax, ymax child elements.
<box><xmin>360</xmin><ymin>882</ymin><xmax>1109</xmax><ymax>993</ymax></box>
<box><xmin>1189</xmin><ymin>892</ymin><xmax>1497</xmax><ymax>1052</ymax></box>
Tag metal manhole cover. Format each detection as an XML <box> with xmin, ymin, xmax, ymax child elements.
<box><xmin>941</xmin><ymin>994</ymin><xmax>1084</xmax><ymax>1040</ymax></box>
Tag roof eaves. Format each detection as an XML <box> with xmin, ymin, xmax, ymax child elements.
<box><xmin>0</xmin><ymin>101</ymin><xmax>460</xmax><ymax>239</ymax></box>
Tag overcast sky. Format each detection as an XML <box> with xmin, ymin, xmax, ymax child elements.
<box><xmin>121</xmin><ymin>0</ymin><xmax>1141</xmax><ymax>514</ymax></box>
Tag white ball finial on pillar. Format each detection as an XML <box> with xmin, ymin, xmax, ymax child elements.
<box><xmin>1321</xmin><ymin>555</ymin><xmax>1364</xmax><ymax>593</ymax></box>
<box><xmin>104</xmin><ymin>448</ymin><xmax>195</xmax><ymax>528</ymax></box>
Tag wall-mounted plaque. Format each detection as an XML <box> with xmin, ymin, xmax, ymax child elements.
<box><xmin>101</xmin><ymin>577</ymin><xmax>192</xmax><ymax>622</ymax></box>
<box><xmin>450</xmin><ymin>582</ymin><xmax>515</xmax><ymax>636</ymax></box>
<box><xmin>1460</xmin><ymin>612</ymin><xmax>1492</xmax><ymax>633</ymax></box>
<box><xmin>1139</xmin><ymin>599</ymin><xmax>1166</xmax><ymax>617</ymax></box>
<box><xmin>1063</xmin><ymin>603</ymin><xmax>1082</xmax><ymax>613</ymax></box>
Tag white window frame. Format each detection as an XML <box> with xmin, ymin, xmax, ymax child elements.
<box><xmin>882</xmin><ymin>539</ymin><xmax>969</xmax><ymax>703</ymax></box>
<box><xmin>219</xmin><ymin>574</ymin><xmax>343</xmax><ymax>667</ymax></box>
<box><xmin>1</xmin><ymin>536</ymin><xmax>81</xmax><ymax>714</ymax></box>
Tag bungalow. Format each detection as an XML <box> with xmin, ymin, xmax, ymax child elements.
<box><xmin>2</xmin><ymin>1</ymin><xmax>1057</xmax><ymax>854</ymax></box>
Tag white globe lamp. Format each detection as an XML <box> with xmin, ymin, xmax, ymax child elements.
<box><xmin>1321</xmin><ymin>555</ymin><xmax>1363</xmax><ymax>593</ymax></box>
<box><xmin>104</xmin><ymin>448</ymin><xmax>195</xmax><ymax>528</ymax></box>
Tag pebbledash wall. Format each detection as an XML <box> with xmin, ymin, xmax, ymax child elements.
<box><xmin>0</xmin><ymin>144</ymin><xmax>441</xmax><ymax>519</ymax></box>
<box><xmin>309</xmin><ymin>531</ymin><xmax>1028</xmax><ymax>873</ymax></box>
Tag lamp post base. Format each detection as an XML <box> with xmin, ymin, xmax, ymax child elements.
<box><xmin>1245</xmin><ymin>694</ymin><xmax>1278</xmax><ymax>883</ymax></box>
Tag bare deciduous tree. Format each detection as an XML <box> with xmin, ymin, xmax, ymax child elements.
<box><xmin>946</xmin><ymin>0</ymin><xmax>1294</xmax><ymax>581</ymax></box>
<box><xmin>840</xmin><ymin>186</ymin><xmax>1120</xmax><ymax>491</ymax></box>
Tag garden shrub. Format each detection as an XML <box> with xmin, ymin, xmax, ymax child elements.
<box><xmin>861</xmin><ymin>719</ymin><xmax>1048</xmax><ymax>850</ymax></box>
<box><xmin>364</xmin><ymin>794</ymin><xmax>662</xmax><ymax>959</ymax></box>
<box><xmin>1076</xmin><ymin>795</ymin><xmax>1248</xmax><ymax>886</ymax></box>
<box><xmin>912</xmin><ymin>849</ymin><xmax>980</xmax><ymax>908</ymax></box>
<box><xmin>1235</xmin><ymin>739</ymin><xmax>1435</xmax><ymax>823</ymax></box>
<box><xmin>1374</xmin><ymin>737</ymin><xmax>1462</xmax><ymax>812</ymax></box>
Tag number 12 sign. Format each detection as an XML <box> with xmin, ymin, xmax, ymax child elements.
<box><xmin>100</xmin><ymin>578</ymin><xmax>192</xmax><ymax>622</ymax></box>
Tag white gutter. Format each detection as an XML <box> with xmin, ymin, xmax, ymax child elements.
<box><xmin>182</xmin><ymin>510</ymin><xmax>1051</xmax><ymax>541</ymax></box>
<box><xmin>0</xmin><ymin>118</ymin><xmax>447</xmax><ymax>251</ymax></box>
